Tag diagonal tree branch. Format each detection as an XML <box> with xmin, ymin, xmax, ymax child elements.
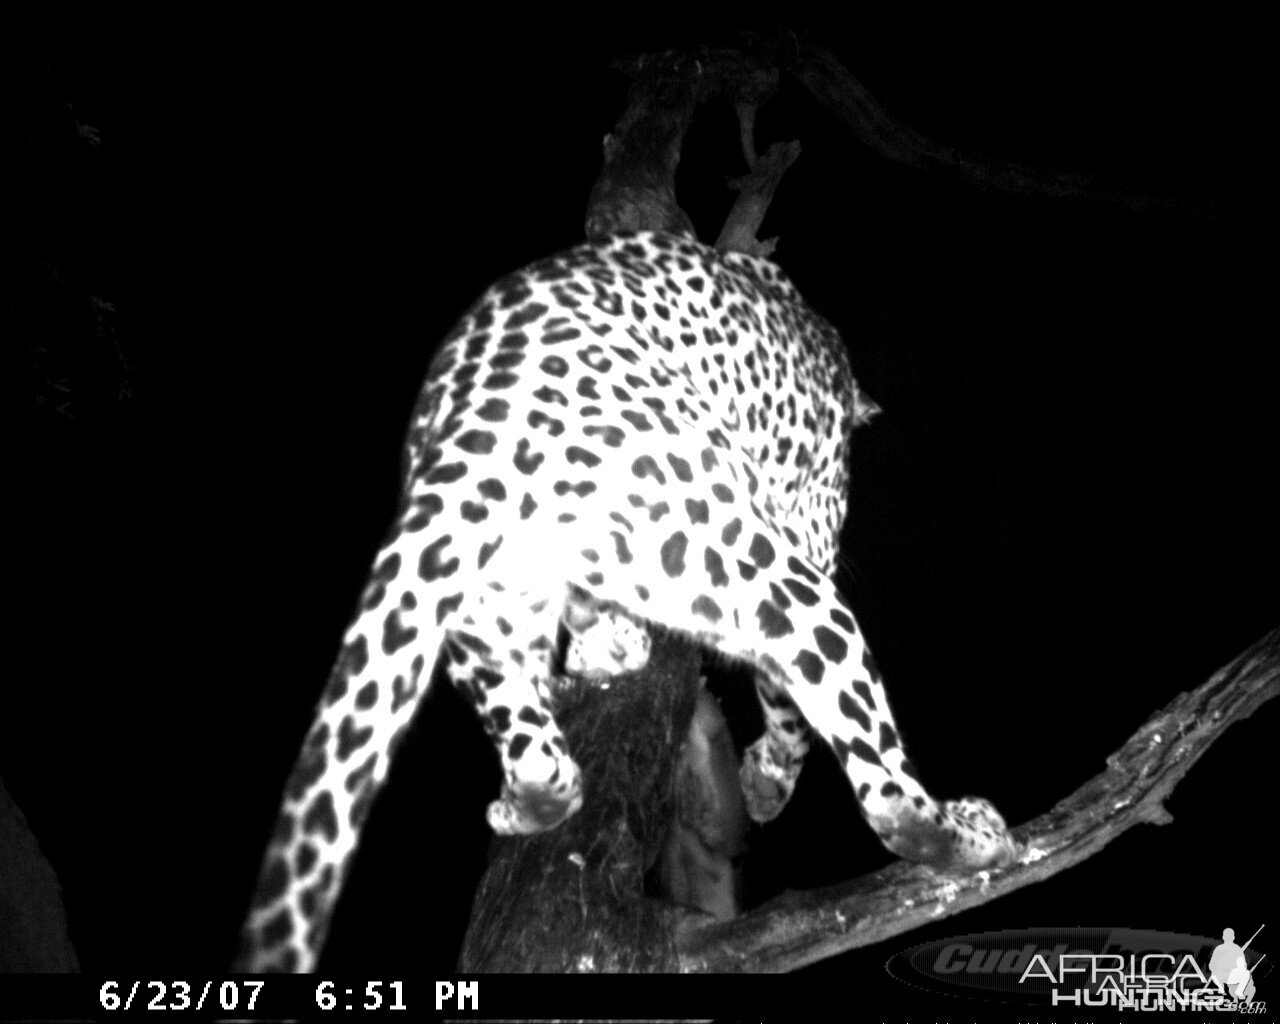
<box><xmin>673</xmin><ymin>625</ymin><xmax>1280</xmax><ymax>972</ymax></box>
<box><xmin>787</xmin><ymin>38</ymin><xmax>1226</xmax><ymax>223</ymax></box>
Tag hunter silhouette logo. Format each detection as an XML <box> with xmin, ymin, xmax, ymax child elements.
<box><xmin>1210</xmin><ymin>925</ymin><xmax>1264</xmax><ymax>1002</ymax></box>
<box><xmin>886</xmin><ymin>925</ymin><xmax>1270</xmax><ymax>1010</ymax></box>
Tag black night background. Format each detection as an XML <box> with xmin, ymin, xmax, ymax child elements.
<box><xmin>4</xmin><ymin>14</ymin><xmax>1276</xmax><ymax>1018</ymax></box>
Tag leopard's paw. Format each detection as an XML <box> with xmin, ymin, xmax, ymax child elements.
<box><xmin>738</xmin><ymin>735</ymin><xmax>800</xmax><ymax>824</ymax></box>
<box><xmin>880</xmin><ymin>795</ymin><xmax>1018</xmax><ymax>870</ymax></box>
<box><xmin>939</xmin><ymin>796</ymin><xmax>1019</xmax><ymax>869</ymax></box>
<box><xmin>487</xmin><ymin>744</ymin><xmax>583</xmax><ymax>835</ymax></box>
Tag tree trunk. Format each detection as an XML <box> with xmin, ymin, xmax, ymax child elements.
<box><xmin>458</xmin><ymin>632</ymin><xmax>702</xmax><ymax>972</ymax></box>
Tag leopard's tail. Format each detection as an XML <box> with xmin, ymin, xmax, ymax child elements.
<box><xmin>233</xmin><ymin>515</ymin><xmax>462</xmax><ymax>973</ymax></box>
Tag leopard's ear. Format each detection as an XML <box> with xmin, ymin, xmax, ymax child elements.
<box><xmin>851</xmin><ymin>382</ymin><xmax>880</xmax><ymax>427</ymax></box>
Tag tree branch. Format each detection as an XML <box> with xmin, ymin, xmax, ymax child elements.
<box><xmin>714</xmin><ymin>135</ymin><xmax>802</xmax><ymax>258</ymax></box>
<box><xmin>673</xmin><ymin>625</ymin><xmax>1280</xmax><ymax>972</ymax></box>
<box><xmin>787</xmin><ymin>38</ymin><xmax>1225</xmax><ymax>223</ymax></box>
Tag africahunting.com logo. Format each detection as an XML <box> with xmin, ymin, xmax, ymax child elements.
<box><xmin>886</xmin><ymin>924</ymin><xmax>1268</xmax><ymax>1011</ymax></box>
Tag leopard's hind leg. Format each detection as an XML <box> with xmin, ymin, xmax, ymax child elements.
<box><xmin>559</xmin><ymin>451</ymin><xmax>1018</xmax><ymax>872</ymax></box>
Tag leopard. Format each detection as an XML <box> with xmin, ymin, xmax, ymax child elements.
<box><xmin>234</xmin><ymin>230</ymin><xmax>1018</xmax><ymax>972</ymax></box>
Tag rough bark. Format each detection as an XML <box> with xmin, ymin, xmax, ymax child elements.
<box><xmin>458</xmin><ymin>633</ymin><xmax>703</xmax><ymax>972</ymax></box>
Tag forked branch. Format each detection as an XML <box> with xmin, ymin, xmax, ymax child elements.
<box><xmin>584</xmin><ymin>46</ymin><xmax>786</xmax><ymax>249</ymax></box>
<box><xmin>585</xmin><ymin>32</ymin><xmax>1225</xmax><ymax>242</ymax></box>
